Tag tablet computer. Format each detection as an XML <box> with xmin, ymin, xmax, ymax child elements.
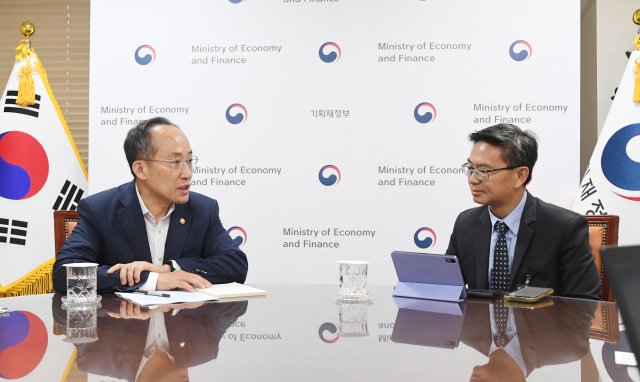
<box><xmin>391</xmin><ymin>251</ymin><xmax>467</xmax><ymax>301</ymax></box>
<box><xmin>391</xmin><ymin>296</ymin><xmax>466</xmax><ymax>349</ymax></box>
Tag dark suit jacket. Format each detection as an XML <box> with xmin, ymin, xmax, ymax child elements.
<box><xmin>51</xmin><ymin>294</ymin><xmax>247</xmax><ymax>382</ymax></box>
<box><xmin>53</xmin><ymin>180</ymin><xmax>248</xmax><ymax>293</ymax></box>
<box><xmin>460</xmin><ymin>298</ymin><xmax>594</xmax><ymax>376</ymax></box>
<box><xmin>446</xmin><ymin>192</ymin><xmax>601</xmax><ymax>300</ymax></box>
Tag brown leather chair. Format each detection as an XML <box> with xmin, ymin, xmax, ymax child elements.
<box><xmin>585</xmin><ymin>214</ymin><xmax>619</xmax><ymax>302</ymax></box>
<box><xmin>584</xmin><ymin>215</ymin><xmax>620</xmax><ymax>344</ymax></box>
<box><xmin>53</xmin><ymin>210</ymin><xmax>78</xmax><ymax>258</ymax></box>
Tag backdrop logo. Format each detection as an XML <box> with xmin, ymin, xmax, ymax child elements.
<box><xmin>227</xmin><ymin>226</ymin><xmax>247</xmax><ymax>246</ymax></box>
<box><xmin>509</xmin><ymin>40</ymin><xmax>532</xmax><ymax>61</ymax></box>
<box><xmin>0</xmin><ymin>311</ymin><xmax>48</xmax><ymax>379</ymax></box>
<box><xmin>318</xmin><ymin>165</ymin><xmax>341</xmax><ymax>186</ymax></box>
<box><xmin>0</xmin><ymin>131</ymin><xmax>49</xmax><ymax>200</ymax></box>
<box><xmin>319</xmin><ymin>42</ymin><xmax>341</xmax><ymax>63</ymax></box>
<box><xmin>601</xmin><ymin>123</ymin><xmax>640</xmax><ymax>201</ymax></box>
<box><xmin>318</xmin><ymin>322</ymin><xmax>339</xmax><ymax>343</ymax></box>
<box><xmin>226</xmin><ymin>104</ymin><xmax>248</xmax><ymax>124</ymax></box>
<box><xmin>414</xmin><ymin>227</ymin><xmax>437</xmax><ymax>249</ymax></box>
<box><xmin>414</xmin><ymin>102</ymin><xmax>436</xmax><ymax>124</ymax></box>
<box><xmin>134</xmin><ymin>45</ymin><xmax>156</xmax><ymax>65</ymax></box>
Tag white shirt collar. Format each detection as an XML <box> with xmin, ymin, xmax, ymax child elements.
<box><xmin>135</xmin><ymin>182</ymin><xmax>175</xmax><ymax>222</ymax></box>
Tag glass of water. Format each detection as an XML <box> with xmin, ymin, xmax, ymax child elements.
<box><xmin>63</xmin><ymin>304</ymin><xmax>99</xmax><ymax>343</ymax></box>
<box><xmin>338</xmin><ymin>300</ymin><xmax>370</xmax><ymax>338</ymax></box>
<box><xmin>337</xmin><ymin>261</ymin><xmax>371</xmax><ymax>301</ymax></box>
<box><xmin>62</xmin><ymin>263</ymin><xmax>101</xmax><ymax>305</ymax></box>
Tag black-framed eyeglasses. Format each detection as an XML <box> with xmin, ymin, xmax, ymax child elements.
<box><xmin>145</xmin><ymin>156</ymin><xmax>199</xmax><ymax>171</ymax></box>
<box><xmin>461</xmin><ymin>163</ymin><xmax>517</xmax><ymax>181</ymax></box>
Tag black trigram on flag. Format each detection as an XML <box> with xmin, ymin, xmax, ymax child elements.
<box><xmin>4</xmin><ymin>90</ymin><xmax>40</xmax><ymax>118</ymax></box>
<box><xmin>0</xmin><ymin>218</ymin><xmax>28</xmax><ymax>246</ymax></box>
<box><xmin>52</xmin><ymin>180</ymin><xmax>84</xmax><ymax>211</ymax></box>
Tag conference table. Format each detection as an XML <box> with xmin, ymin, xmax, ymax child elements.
<box><xmin>0</xmin><ymin>284</ymin><xmax>636</xmax><ymax>381</ymax></box>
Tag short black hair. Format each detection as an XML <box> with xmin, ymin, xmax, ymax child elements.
<box><xmin>123</xmin><ymin>117</ymin><xmax>179</xmax><ymax>178</ymax></box>
<box><xmin>468</xmin><ymin>123</ymin><xmax>538</xmax><ymax>185</ymax></box>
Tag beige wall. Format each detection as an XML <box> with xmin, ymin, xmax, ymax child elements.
<box><xmin>596</xmin><ymin>0</ymin><xmax>638</xmax><ymax>134</ymax></box>
<box><xmin>581</xmin><ymin>0</ymin><xmax>597</xmax><ymax>176</ymax></box>
<box><xmin>580</xmin><ymin>0</ymin><xmax>638</xmax><ymax>176</ymax></box>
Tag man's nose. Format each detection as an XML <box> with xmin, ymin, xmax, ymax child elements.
<box><xmin>180</xmin><ymin>163</ymin><xmax>193</xmax><ymax>178</ymax></box>
<box><xmin>468</xmin><ymin>173</ymin><xmax>481</xmax><ymax>185</ymax></box>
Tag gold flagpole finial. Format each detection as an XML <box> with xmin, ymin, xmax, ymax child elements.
<box><xmin>20</xmin><ymin>21</ymin><xmax>35</xmax><ymax>40</ymax></box>
<box><xmin>15</xmin><ymin>21</ymin><xmax>37</xmax><ymax>106</ymax></box>
<box><xmin>634</xmin><ymin>10</ymin><xmax>640</xmax><ymax>50</ymax></box>
<box><xmin>633</xmin><ymin>9</ymin><xmax>640</xmax><ymax>26</ymax></box>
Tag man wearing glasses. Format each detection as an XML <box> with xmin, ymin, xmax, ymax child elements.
<box><xmin>53</xmin><ymin>117</ymin><xmax>248</xmax><ymax>293</ymax></box>
<box><xmin>446</xmin><ymin>123</ymin><xmax>600</xmax><ymax>300</ymax></box>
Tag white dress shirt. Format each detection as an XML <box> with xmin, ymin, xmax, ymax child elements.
<box><xmin>135</xmin><ymin>184</ymin><xmax>181</xmax><ymax>291</ymax></box>
<box><xmin>134</xmin><ymin>310</ymin><xmax>181</xmax><ymax>381</ymax></box>
<box><xmin>488</xmin><ymin>304</ymin><xmax>528</xmax><ymax>377</ymax></box>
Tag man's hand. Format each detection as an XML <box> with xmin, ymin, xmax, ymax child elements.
<box><xmin>107</xmin><ymin>261</ymin><xmax>170</xmax><ymax>286</ymax></box>
<box><xmin>107</xmin><ymin>299</ymin><xmax>163</xmax><ymax>320</ymax></box>
<box><xmin>106</xmin><ymin>300</ymin><xmax>206</xmax><ymax>320</ymax></box>
<box><xmin>156</xmin><ymin>270</ymin><xmax>212</xmax><ymax>292</ymax></box>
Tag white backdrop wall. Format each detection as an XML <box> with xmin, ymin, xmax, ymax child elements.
<box><xmin>89</xmin><ymin>0</ymin><xmax>580</xmax><ymax>285</ymax></box>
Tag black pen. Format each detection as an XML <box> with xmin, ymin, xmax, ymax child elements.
<box><xmin>133</xmin><ymin>290</ymin><xmax>170</xmax><ymax>298</ymax></box>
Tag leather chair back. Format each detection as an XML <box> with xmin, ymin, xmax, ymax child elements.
<box><xmin>54</xmin><ymin>210</ymin><xmax>78</xmax><ymax>258</ymax></box>
<box><xmin>585</xmin><ymin>214</ymin><xmax>619</xmax><ymax>302</ymax></box>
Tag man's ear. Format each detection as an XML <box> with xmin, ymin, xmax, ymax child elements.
<box><xmin>514</xmin><ymin>166</ymin><xmax>530</xmax><ymax>188</ymax></box>
<box><xmin>132</xmin><ymin>160</ymin><xmax>147</xmax><ymax>180</ymax></box>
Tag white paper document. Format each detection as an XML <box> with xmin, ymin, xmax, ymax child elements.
<box><xmin>115</xmin><ymin>291</ymin><xmax>219</xmax><ymax>306</ymax></box>
<box><xmin>115</xmin><ymin>283</ymin><xmax>266</xmax><ymax>306</ymax></box>
<box><xmin>196</xmin><ymin>282</ymin><xmax>267</xmax><ymax>298</ymax></box>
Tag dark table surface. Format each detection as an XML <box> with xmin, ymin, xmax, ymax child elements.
<box><xmin>0</xmin><ymin>284</ymin><xmax>636</xmax><ymax>381</ymax></box>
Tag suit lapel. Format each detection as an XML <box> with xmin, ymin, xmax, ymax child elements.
<box><xmin>510</xmin><ymin>193</ymin><xmax>536</xmax><ymax>285</ymax></box>
<box><xmin>474</xmin><ymin>208</ymin><xmax>492</xmax><ymax>289</ymax></box>
<box><xmin>115</xmin><ymin>181</ymin><xmax>152</xmax><ymax>262</ymax></box>
<box><xmin>164</xmin><ymin>202</ymin><xmax>193</xmax><ymax>262</ymax></box>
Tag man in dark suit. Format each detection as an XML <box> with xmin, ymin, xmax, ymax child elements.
<box><xmin>51</xmin><ymin>294</ymin><xmax>247</xmax><ymax>382</ymax></box>
<box><xmin>53</xmin><ymin>117</ymin><xmax>248</xmax><ymax>293</ymax></box>
<box><xmin>461</xmin><ymin>298</ymin><xmax>595</xmax><ymax>380</ymax></box>
<box><xmin>446</xmin><ymin>124</ymin><xmax>601</xmax><ymax>299</ymax></box>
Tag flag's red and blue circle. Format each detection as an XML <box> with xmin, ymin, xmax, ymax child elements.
<box><xmin>0</xmin><ymin>311</ymin><xmax>48</xmax><ymax>379</ymax></box>
<box><xmin>0</xmin><ymin>131</ymin><xmax>49</xmax><ymax>200</ymax></box>
<box><xmin>601</xmin><ymin>123</ymin><xmax>640</xmax><ymax>200</ymax></box>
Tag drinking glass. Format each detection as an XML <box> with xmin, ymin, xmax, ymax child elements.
<box><xmin>62</xmin><ymin>263</ymin><xmax>101</xmax><ymax>305</ymax></box>
<box><xmin>337</xmin><ymin>261</ymin><xmax>371</xmax><ymax>300</ymax></box>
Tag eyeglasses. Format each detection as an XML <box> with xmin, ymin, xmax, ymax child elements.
<box><xmin>461</xmin><ymin>163</ymin><xmax>516</xmax><ymax>181</ymax></box>
<box><xmin>145</xmin><ymin>156</ymin><xmax>199</xmax><ymax>171</ymax></box>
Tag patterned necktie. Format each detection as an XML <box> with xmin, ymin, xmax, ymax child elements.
<box><xmin>491</xmin><ymin>221</ymin><xmax>510</xmax><ymax>291</ymax></box>
<box><xmin>493</xmin><ymin>298</ymin><xmax>511</xmax><ymax>347</ymax></box>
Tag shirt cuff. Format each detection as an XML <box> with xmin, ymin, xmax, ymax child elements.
<box><xmin>138</xmin><ymin>272</ymin><xmax>159</xmax><ymax>291</ymax></box>
<box><xmin>171</xmin><ymin>260</ymin><xmax>182</xmax><ymax>272</ymax></box>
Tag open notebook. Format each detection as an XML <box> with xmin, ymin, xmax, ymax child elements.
<box><xmin>116</xmin><ymin>282</ymin><xmax>267</xmax><ymax>306</ymax></box>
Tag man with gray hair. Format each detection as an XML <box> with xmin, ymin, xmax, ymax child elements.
<box><xmin>446</xmin><ymin>123</ymin><xmax>601</xmax><ymax>300</ymax></box>
<box><xmin>53</xmin><ymin>117</ymin><xmax>248</xmax><ymax>293</ymax></box>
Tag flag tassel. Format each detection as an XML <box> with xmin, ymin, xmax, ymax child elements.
<box><xmin>14</xmin><ymin>40</ymin><xmax>37</xmax><ymax>106</ymax></box>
